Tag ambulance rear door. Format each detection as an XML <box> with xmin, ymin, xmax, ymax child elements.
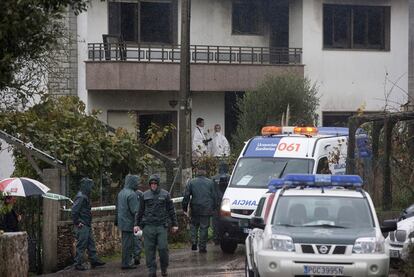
<box><xmin>313</xmin><ymin>136</ymin><xmax>348</xmax><ymax>175</ymax></box>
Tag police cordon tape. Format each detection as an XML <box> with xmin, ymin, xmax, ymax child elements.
<box><xmin>59</xmin><ymin>196</ymin><xmax>184</xmax><ymax>212</ymax></box>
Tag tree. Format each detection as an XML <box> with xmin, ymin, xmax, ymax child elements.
<box><xmin>0</xmin><ymin>96</ymin><xmax>165</xmax><ymax>198</ymax></box>
<box><xmin>232</xmin><ymin>74</ymin><xmax>319</xmax><ymax>152</ymax></box>
<box><xmin>0</xmin><ymin>0</ymin><xmax>87</xmax><ymax>111</ymax></box>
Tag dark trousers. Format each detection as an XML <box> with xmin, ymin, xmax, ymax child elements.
<box><xmin>74</xmin><ymin>225</ymin><xmax>98</xmax><ymax>265</ymax></box>
<box><xmin>143</xmin><ymin>225</ymin><xmax>169</xmax><ymax>274</ymax></box>
<box><xmin>190</xmin><ymin>215</ymin><xmax>210</xmax><ymax>250</ymax></box>
<box><xmin>121</xmin><ymin>231</ymin><xmax>134</xmax><ymax>267</ymax></box>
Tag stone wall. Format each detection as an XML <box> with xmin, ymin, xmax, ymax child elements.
<box><xmin>56</xmin><ymin>222</ymin><xmax>75</xmax><ymax>269</ymax></box>
<box><xmin>48</xmin><ymin>7</ymin><xmax>78</xmax><ymax>96</ymax></box>
<box><xmin>56</xmin><ymin>206</ymin><xmax>188</xmax><ymax>269</ymax></box>
<box><xmin>0</xmin><ymin>232</ymin><xmax>29</xmax><ymax>277</ymax></box>
<box><xmin>57</xmin><ymin>215</ymin><xmax>121</xmax><ymax>269</ymax></box>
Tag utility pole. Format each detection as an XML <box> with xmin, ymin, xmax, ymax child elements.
<box><xmin>179</xmin><ymin>0</ymin><xmax>192</xmax><ymax>190</ymax></box>
<box><xmin>409</xmin><ymin>0</ymin><xmax>414</xmax><ymax>102</ymax></box>
<box><xmin>408</xmin><ymin>0</ymin><xmax>414</xmax><ymax>156</ymax></box>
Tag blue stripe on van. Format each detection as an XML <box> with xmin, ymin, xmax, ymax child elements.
<box><xmin>244</xmin><ymin>137</ymin><xmax>282</xmax><ymax>157</ymax></box>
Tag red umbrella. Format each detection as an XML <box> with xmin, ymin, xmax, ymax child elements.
<box><xmin>0</xmin><ymin>177</ymin><xmax>50</xmax><ymax>197</ymax></box>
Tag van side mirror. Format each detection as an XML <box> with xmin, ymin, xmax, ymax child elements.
<box><xmin>381</xmin><ymin>219</ymin><xmax>397</xmax><ymax>233</ymax></box>
<box><xmin>250</xmin><ymin>216</ymin><xmax>265</xmax><ymax>229</ymax></box>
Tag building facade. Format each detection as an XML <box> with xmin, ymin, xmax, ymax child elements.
<box><xmin>75</xmin><ymin>0</ymin><xmax>408</xmax><ymax>157</ymax></box>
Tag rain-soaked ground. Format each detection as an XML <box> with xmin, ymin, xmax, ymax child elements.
<box><xmin>41</xmin><ymin>243</ymin><xmax>245</xmax><ymax>277</ymax></box>
<box><xmin>41</xmin><ymin>243</ymin><xmax>401</xmax><ymax>277</ymax></box>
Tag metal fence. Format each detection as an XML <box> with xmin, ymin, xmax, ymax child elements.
<box><xmin>88</xmin><ymin>43</ymin><xmax>302</xmax><ymax>65</ymax></box>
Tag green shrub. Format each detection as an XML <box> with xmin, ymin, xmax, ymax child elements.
<box><xmin>0</xmin><ymin>96</ymin><xmax>165</xmax><ymax>200</ymax></box>
<box><xmin>232</xmin><ymin>74</ymin><xmax>319</xmax><ymax>153</ymax></box>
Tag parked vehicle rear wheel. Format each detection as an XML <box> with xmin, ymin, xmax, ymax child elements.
<box><xmin>220</xmin><ymin>239</ymin><xmax>237</xmax><ymax>254</ymax></box>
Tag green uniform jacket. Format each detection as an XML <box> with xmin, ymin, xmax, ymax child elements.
<box><xmin>136</xmin><ymin>186</ymin><xmax>178</xmax><ymax>228</ymax></box>
<box><xmin>117</xmin><ymin>175</ymin><xmax>140</xmax><ymax>231</ymax></box>
<box><xmin>182</xmin><ymin>175</ymin><xmax>217</xmax><ymax>216</ymax></box>
<box><xmin>72</xmin><ymin>178</ymin><xmax>94</xmax><ymax>226</ymax></box>
<box><xmin>211</xmin><ymin>173</ymin><xmax>230</xmax><ymax>210</ymax></box>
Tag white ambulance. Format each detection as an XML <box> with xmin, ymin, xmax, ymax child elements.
<box><xmin>218</xmin><ymin>126</ymin><xmax>369</xmax><ymax>253</ymax></box>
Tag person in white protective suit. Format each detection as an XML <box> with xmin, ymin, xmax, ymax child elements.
<box><xmin>210</xmin><ymin>124</ymin><xmax>230</xmax><ymax>157</ymax></box>
<box><xmin>192</xmin><ymin>117</ymin><xmax>212</xmax><ymax>160</ymax></box>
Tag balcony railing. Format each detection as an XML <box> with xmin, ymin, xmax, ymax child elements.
<box><xmin>87</xmin><ymin>43</ymin><xmax>302</xmax><ymax>65</ymax></box>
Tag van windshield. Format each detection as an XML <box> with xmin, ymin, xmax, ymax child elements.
<box><xmin>230</xmin><ymin>157</ymin><xmax>313</xmax><ymax>188</ymax></box>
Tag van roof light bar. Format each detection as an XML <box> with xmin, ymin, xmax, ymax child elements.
<box><xmin>267</xmin><ymin>178</ymin><xmax>285</xmax><ymax>193</ymax></box>
<box><xmin>283</xmin><ymin>174</ymin><xmax>363</xmax><ymax>189</ymax></box>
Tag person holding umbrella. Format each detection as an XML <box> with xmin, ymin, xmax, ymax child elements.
<box><xmin>0</xmin><ymin>196</ymin><xmax>21</xmax><ymax>232</ymax></box>
<box><xmin>71</xmin><ymin>177</ymin><xmax>105</xmax><ymax>271</ymax></box>
<box><xmin>0</xmin><ymin>177</ymin><xmax>51</xmax><ymax>234</ymax></box>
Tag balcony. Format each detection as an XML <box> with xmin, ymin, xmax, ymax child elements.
<box><xmin>86</xmin><ymin>43</ymin><xmax>304</xmax><ymax>91</ymax></box>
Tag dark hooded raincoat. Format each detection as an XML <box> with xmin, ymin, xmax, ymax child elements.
<box><xmin>117</xmin><ymin>175</ymin><xmax>140</xmax><ymax>232</ymax></box>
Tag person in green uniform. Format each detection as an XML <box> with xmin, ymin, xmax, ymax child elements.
<box><xmin>210</xmin><ymin>161</ymin><xmax>230</xmax><ymax>244</ymax></box>
<box><xmin>117</xmin><ymin>174</ymin><xmax>140</xmax><ymax>269</ymax></box>
<box><xmin>136</xmin><ymin>175</ymin><xmax>178</xmax><ymax>277</ymax></box>
<box><xmin>182</xmin><ymin>166</ymin><xmax>216</xmax><ymax>253</ymax></box>
<box><xmin>72</xmin><ymin>178</ymin><xmax>105</xmax><ymax>271</ymax></box>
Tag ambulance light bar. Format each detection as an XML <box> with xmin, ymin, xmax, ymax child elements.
<box><xmin>267</xmin><ymin>174</ymin><xmax>363</xmax><ymax>191</ymax></box>
<box><xmin>293</xmin><ymin>126</ymin><xmax>318</xmax><ymax>135</ymax></box>
<box><xmin>261</xmin><ymin>125</ymin><xmax>318</xmax><ymax>136</ymax></box>
<box><xmin>261</xmin><ymin>126</ymin><xmax>282</xmax><ymax>135</ymax></box>
<box><xmin>318</xmin><ymin>127</ymin><xmax>348</xmax><ymax>136</ymax></box>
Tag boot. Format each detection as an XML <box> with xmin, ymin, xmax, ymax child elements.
<box><xmin>75</xmin><ymin>264</ymin><xmax>87</xmax><ymax>271</ymax></box>
<box><xmin>91</xmin><ymin>260</ymin><xmax>106</xmax><ymax>268</ymax></box>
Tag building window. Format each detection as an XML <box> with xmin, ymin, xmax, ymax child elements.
<box><xmin>108</xmin><ymin>0</ymin><xmax>174</xmax><ymax>44</ymax></box>
<box><xmin>323</xmin><ymin>4</ymin><xmax>390</xmax><ymax>50</ymax></box>
<box><xmin>232</xmin><ymin>0</ymin><xmax>263</xmax><ymax>35</ymax></box>
<box><xmin>322</xmin><ymin>111</ymin><xmax>380</xmax><ymax>127</ymax></box>
<box><xmin>138</xmin><ymin>111</ymin><xmax>177</xmax><ymax>157</ymax></box>
<box><xmin>322</xmin><ymin>112</ymin><xmax>356</xmax><ymax>127</ymax></box>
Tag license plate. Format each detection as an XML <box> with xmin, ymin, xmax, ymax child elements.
<box><xmin>304</xmin><ymin>265</ymin><xmax>344</xmax><ymax>276</ymax></box>
<box><xmin>243</xmin><ymin>228</ymin><xmax>252</xmax><ymax>234</ymax></box>
<box><xmin>390</xmin><ymin>249</ymin><xmax>400</xmax><ymax>258</ymax></box>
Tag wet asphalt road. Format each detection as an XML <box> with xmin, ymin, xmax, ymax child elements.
<box><xmin>42</xmin><ymin>243</ymin><xmax>245</xmax><ymax>277</ymax></box>
<box><xmin>41</xmin><ymin>243</ymin><xmax>401</xmax><ymax>277</ymax></box>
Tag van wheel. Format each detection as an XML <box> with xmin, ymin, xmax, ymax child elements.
<box><xmin>245</xmin><ymin>257</ymin><xmax>255</xmax><ymax>277</ymax></box>
<box><xmin>220</xmin><ymin>240</ymin><xmax>237</xmax><ymax>254</ymax></box>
